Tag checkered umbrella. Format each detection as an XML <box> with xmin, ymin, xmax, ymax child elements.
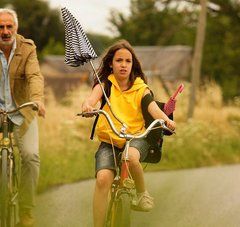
<box><xmin>61</xmin><ymin>7</ymin><xmax>125</xmax><ymax>125</ymax></box>
<box><xmin>164</xmin><ymin>84</ymin><xmax>184</xmax><ymax>116</ymax></box>
<box><xmin>61</xmin><ymin>7</ymin><xmax>98</xmax><ymax>67</ymax></box>
<box><xmin>61</xmin><ymin>7</ymin><xmax>110</xmax><ymax>103</ymax></box>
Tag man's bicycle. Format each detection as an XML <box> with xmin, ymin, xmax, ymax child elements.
<box><xmin>0</xmin><ymin>102</ymin><xmax>38</xmax><ymax>227</ymax></box>
<box><xmin>78</xmin><ymin>109</ymin><xmax>174</xmax><ymax>227</ymax></box>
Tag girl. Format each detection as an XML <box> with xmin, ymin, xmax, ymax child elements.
<box><xmin>82</xmin><ymin>39</ymin><xmax>175</xmax><ymax>227</ymax></box>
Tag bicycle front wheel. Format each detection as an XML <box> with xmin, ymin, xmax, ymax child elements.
<box><xmin>107</xmin><ymin>192</ymin><xmax>132</xmax><ymax>227</ymax></box>
<box><xmin>0</xmin><ymin>148</ymin><xmax>9</xmax><ymax>227</ymax></box>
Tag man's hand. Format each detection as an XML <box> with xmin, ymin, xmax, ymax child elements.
<box><xmin>34</xmin><ymin>101</ymin><xmax>46</xmax><ymax>118</ymax></box>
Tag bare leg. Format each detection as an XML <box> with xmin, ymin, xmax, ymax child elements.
<box><xmin>128</xmin><ymin>147</ymin><xmax>154</xmax><ymax>211</ymax></box>
<box><xmin>128</xmin><ymin>147</ymin><xmax>145</xmax><ymax>193</ymax></box>
<box><xmin>93</xmin><ymin>169</ymin><xmax>114</xmax><ymax>227</ymax></box>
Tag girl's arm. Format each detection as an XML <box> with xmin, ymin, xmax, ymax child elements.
<box><xmin>82</xmin><ymin>84</ymin><xmax>103</xmax><ymax>113</ymax></box>
<box><xmin>143</xmin><ymin>89</ymin><xmax>176</xmax><ymax>131</ymax></box>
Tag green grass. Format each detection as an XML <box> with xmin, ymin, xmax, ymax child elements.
<box><xmin>37</xmin><ymin>83</ymin><xmax>240</xmax><ymax>193</ymax></box>
<box><xmin>38</xmin><ymin>117</ymin><xmax>240</xmax><ymax>193</ymax></box>
<box><xmin>39</xmin><ymin>141</ymin><xmax>97</xmax><ymax>192</ymax></box>
<box><xmin>148</xmin><ymin>121</ymin><xmax>240</xmax><ymax>171</ymax></box>
<box><xmin>38</xmin><ymin>120</ymin><xmax>98</xmax><ymax>192</ymax></box>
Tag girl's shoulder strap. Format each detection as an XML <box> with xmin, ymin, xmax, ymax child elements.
<box><xmin>90</xmin><ymin>81</ymin><xmax>112</xmax><ymax>140</ymax></box>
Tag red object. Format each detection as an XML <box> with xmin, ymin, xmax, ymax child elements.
<box><xmin>164</xmin><ymin>84</ymin><xmax>184</xmax><ymax>116</ymax></box>
<box><xmin>120</xmin><ymin>162</ymin><xmax>129</xmax><ymax>186</ymax></box>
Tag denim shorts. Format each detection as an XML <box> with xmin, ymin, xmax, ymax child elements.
<box><xmin>95</xmin><ymin>138</ymin><xmax>151</xmax><ymax>175</ymax></box>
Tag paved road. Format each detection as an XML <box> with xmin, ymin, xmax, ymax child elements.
<box><xmin>35</xmin><ymin>164</ymin><xmax>240</xmax><ymax>227</ymax></box>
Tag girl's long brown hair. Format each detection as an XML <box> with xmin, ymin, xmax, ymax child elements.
<box><xmin>93</xmin><ymin>39</ymin><xmax>147</xmax><ymax>91</ymax></box>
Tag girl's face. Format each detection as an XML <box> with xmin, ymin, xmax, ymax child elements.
<box><xmin>111</xmin><ymin>48</ymin><xmax>133</xmax><ymax>82</ymax></box>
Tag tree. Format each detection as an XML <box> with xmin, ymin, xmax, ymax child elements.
<box><xmin>109</xmin><ymin>0</ymin><xmax>240</xmax><ymax>101</ymax></box>
<box><xmin>1</xmin><ymin>0</ymin><xmax>65</xmax><ymax>55</ymax></box>
<box><xmin>109</xmin><ymin>0</ymin><xmax>196</xmax><ymax>46</ymax></box>
<box><xmin>202</xmin><ymin>0</ymin><xmax>240</xmax><ymax>101</ymax></box>
<box><xmin>86</xmin><ymin>33</ymin><xmax>114</xmax><ymax>55</ymax></box>
<box><xmin>188</xmin><ymin>0</ymin><xmax>207</xmax><ymax>118</ymax></box>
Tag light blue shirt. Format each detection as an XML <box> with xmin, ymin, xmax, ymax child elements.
<box><xmin>0</xmin><ymin>39</ymin><xmax>24</xmax><ymax>126</ymax></box>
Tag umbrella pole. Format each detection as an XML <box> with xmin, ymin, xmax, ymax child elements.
<box><xmin>89</xmin><ymin>60</ymin><xmax>127</xmax><ymax>129</ymax></box>
<box><xmin>89</xmin><ymin>60</ymin><xmax>110</xmax><ymax>106</ymax></box>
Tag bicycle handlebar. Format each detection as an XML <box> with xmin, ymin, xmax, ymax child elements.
<box><xmin>0</xmin><ymin>102</ymin><xmax>38</xmax><ymax>115</ymax></box>
<box><xmin>77</xmin><ymin>109</ymin><xmax>174</xmax><ymax>140</ymax></box>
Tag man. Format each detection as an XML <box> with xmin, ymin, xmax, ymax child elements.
<box><xmin>0</xmin><ymin>8</ymin><xmax>45</xmax><ymax>227</ymax></box>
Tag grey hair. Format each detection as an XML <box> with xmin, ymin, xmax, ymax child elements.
<box><xmin>0</xmin><ymin>8</ymin><xmax>18</xmax><ymax>28</ymax></box>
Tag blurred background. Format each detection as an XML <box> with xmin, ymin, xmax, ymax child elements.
<box><xmin>0</xmin><ymin>0</ymin><xmax>239</xmax><ymax>192</ymax></box>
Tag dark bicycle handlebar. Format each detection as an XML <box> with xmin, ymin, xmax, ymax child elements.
<box><xmin>77</xmin><ymin>109</ymin><xmax>175</xmax><ymax>140</ymax></box>
<box><xmin>0</xmin><ymin>102</ymin><xmax>38</xmax><ymax>115</ymax></box>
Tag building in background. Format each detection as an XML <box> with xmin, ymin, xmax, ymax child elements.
<box><xmin>41</xmin><ymin>45</ymin><xmax>192</xmax><ymax>100</ymax></box>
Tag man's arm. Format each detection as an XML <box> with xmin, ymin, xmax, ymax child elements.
<box><xmin>25</xmin><ymin>44</ymin><xmax>45</xmax><ymax>117</ymax></box>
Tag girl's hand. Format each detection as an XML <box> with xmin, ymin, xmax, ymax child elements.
<box><xmin>81</xmin><ymin>101</ymin><xmax>95</xmax><ymax>118</ymax></box>
<box><xmin>166</xmin><ymin>119</ymin><xmax>176</xmax><ymax>131</ymax></box>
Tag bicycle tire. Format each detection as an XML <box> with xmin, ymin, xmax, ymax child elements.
<box><xmin>8</xmin><ymin>149</ymin><xmax>18</xmax><ymax>227</ymax></box>
<box><xmin>0</xmin><ymin>148</ymin><xmax>9</xmax><ymax>227</ymax></box>
<box><xmin>107</xmin><ymin>192</ymin><xmax>131</xmax><ymax>227</ymax></box>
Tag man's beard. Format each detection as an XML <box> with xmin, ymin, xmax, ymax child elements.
<box><xmin>0</xmin><ymin>33</ymin><xmax>16</xmax><ymax>46</ymax></box>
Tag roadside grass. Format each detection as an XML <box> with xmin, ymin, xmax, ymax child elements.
<box><xmin>38</xmin><ymin>80</ymin><xmax>240</xmax><ymax>192</ymax></box>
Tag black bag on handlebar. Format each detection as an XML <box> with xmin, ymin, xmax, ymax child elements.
<box><xmin>141</xmin><ymin>93</ymin><xmax>173</xmax><ymax>163</ymax></box>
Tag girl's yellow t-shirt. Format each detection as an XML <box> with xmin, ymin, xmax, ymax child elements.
<box><xmin>96</xmin><ymin>74</ymin><xmax>148</xmax><ymax>148</ymax></box>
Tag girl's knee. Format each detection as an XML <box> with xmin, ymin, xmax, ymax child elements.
<box><xmin>96</xmin><ymin>170</ymin><xmax>114</xmax><ymax>190</ymax></box>
<box><xmin>128</xmin><ymin>147</ymin><xmax>140</xmax><ymax>167</ymax></box>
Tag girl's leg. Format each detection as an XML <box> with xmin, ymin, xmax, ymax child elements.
<box><xmin>128</xmin><ymin>146</ymin><xmax>154</xmax><ymax>211</ymax></box>
<box><xmin>128</xmin><ymin>147</ymin><xmax>145</xmax><ymax>193</ymax></box>
<box><xmin>93</xmin><ymin>169</ymin><xmax>114</xmax><ymax>227</ymax></box>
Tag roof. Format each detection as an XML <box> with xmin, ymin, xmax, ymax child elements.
<box><xmin>133</xmin><ymin>45</ymin><xmax>192</xmax><ymax>81</ymax></box>
<box><xmin>41</xmin><ymin>45</ymin><xmax>192</xmax><ymax>81</ymax></box>
<box><xmin>40</xmin><ymin>55</ymin><xmax>91</xmax><ymax>78</ymax></box>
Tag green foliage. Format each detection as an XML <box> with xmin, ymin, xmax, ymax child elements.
<box><xmin>1</xmin><ymin>0</ymin><xmax>64</xmax><ymax>54</ymax></box>
<box><xmin>140</xmin><ymin>119</ymin><xmax>240</xmax><ymax>173</ymax></box>
<box><xmin>0</xmin><ymin>1</ymin><xmax>115</xmax><ymax>57</ymax></box>
<box><xmin>109</xmin><ymin>0</ymin><xmax>240</xmax><ymax>101</ymax></box>
<box><xmin>0</xmin><ymin>0</ymin><xmax>9</xmax><ymax>7</ymax></box>
<box><xmin>41</xmin><ymin>37</ymin><xmax>65</xmax><ymax>56</ymax></box>
<box><xmin>202</xmin><ymin>0</ymin><xmax>240</xmax><ymax>101</ymax></box>
<box><xmin>110</xmin><ymin>0</ymin><xmax>196</xmax><ymax>46</ymax></box>
<box><xmin>86</xmin><ymin>33</ymin><xmax>115</xmax><ymax>55</ymax></box>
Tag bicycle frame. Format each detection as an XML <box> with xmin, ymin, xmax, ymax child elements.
<box><xmin>0</xmin><ymin>102</ymin><xmax>38</xmax><ymax>227</ymax></box>
<box><xmin>78</xmin><ymin>109</ymin><xmax>174</xmax><ymax>227</ymax></box>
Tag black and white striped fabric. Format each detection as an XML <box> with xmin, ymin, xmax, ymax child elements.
<box><xmin>61</xmin><ymin>7</ymin><xmax>98</xmax><ymax>67</ymax></box>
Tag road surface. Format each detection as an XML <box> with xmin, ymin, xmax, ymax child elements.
<box><xmin>35</xmin><ymin>164</ymin><xmax>240</xmax><ymax>227</ymax></box>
